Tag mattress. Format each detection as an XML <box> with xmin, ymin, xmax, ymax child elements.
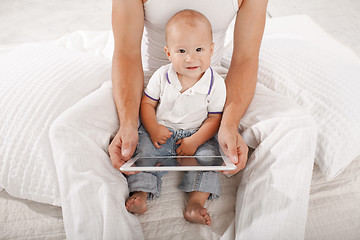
<box><xmin>1</xmin><ymin>15</ymin><xmax>360</xmax><ymax>239</ymax></box>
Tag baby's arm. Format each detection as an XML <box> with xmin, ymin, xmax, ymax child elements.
<box><xmin>140</xmin><ymin>95</ymin><xmax>172</xmax><ymax>148</ymax></box>
<box><xmin>176</xmin><ymin>114</ymin><xmax>221</xmax><ymax>156</ymax></box>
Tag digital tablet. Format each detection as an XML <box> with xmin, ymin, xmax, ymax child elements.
<box><xmin>120</xmin><ymin>155</ymin><xmax>236</xmax><ymax>172</ymax></box>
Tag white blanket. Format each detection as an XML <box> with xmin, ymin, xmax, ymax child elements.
<box><xmin>0</xmin><ymin>43</ymin><xmax>112</xmax><ymax>205</ymax></box>
<box><xmin>1</xmin><ymin>15</ymin><xmax>360</xmax><ymax>239</ymax></box>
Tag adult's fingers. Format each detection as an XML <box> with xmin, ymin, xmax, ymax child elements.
<box><xmin>238</xmin><ymin>143</ymin><xmax>249</xmax><ymax>170</ymax></box>
<box><xmin>120</xmin><ymin>169</ymin><xmax>138</xmax><ymax>176</ymax></box>
<box><xmin>121</xmin><ymin>141</ymin><xmax>133</xmax><ymax>158</ymax></box>
<box><xmin>119</xmin><ymin>141</ymin><xmax>139</xmax><ymax>175</ymax></box>
<box><xmin>109</xmin><ymin>138</ymin><xmax>123</xmax><ymax>168</ymax></box>
<box><xmin>121</xmin><ymin>129</ymin><xmax>139</xmax><ymax>157</ymax></box>
<box><xmin>110</xmin><ymin>155</ymin><xmax>123</xmax><ymax>170</ymax></box>
<box><xmin>227</xmin><ymin>140</ymin><xmax>239</xmax><ymax>164</ymax></box>
<box><xmin>223</xmin><ymin>139</ymin><xmax>249</xmax><ymax>175</ymax></box>
<box><xmin>118</xmin><ymin>160</ymin><xmax>136</xmax><ymax>175</ymax></box>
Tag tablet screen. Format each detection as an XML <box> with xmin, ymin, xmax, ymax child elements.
<box><xmin>130</xmin><ymin>156</ymin><xmax>226</xmax><ymax>168</ymax></box>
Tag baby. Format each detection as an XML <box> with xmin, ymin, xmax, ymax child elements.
<box><xmin>125</xmin><ymin>9</ymin><xmax>226</xmax><ymax>226</ymax></box>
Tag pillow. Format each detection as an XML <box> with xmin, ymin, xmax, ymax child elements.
<box><xmin>55</xmin><ymin>30</ymin><xmax>114</xmax><ymax>60</ymax></box>
<box><xmin>0</xmin><ymin>43</ymin><xmax>111</xmax><ymax>205</ymax></box>
<box><xmin>223</xmin><ymin>35</ymin><xmax>360</xmax><ymax>180</ymax></box>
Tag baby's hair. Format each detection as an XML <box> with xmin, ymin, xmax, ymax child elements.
<box><xmin>166</xmin><ymin>9</ymin><xmax>213</xmax><ymax>42</ymax></box>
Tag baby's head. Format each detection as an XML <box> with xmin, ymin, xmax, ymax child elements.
<box><xmin>164</xmin><ymin>10</ymin><xmax>214</xmax><ymax>80</ymax></box>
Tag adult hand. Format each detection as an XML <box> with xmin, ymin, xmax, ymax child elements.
<box><xmin>149</xmin><ymin>124</ymin><xmax>172</xmax><ymax>148</ymax></box>
<box><xmin>108</xmin><ymin>125</ymin><xmax>138</xmax><ymax>175</ymax></box>
<box><xmin>218</xmin><ymin>124</ymin><xmax>248</xmax><ymax>175</ymax></box>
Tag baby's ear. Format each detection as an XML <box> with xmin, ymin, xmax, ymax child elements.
<box><xmin>164</xmin><ymin>46</ymin><xmax>171</xmax><ymax>60</ymax></box>
<box><xmin>210</xmin><ymin>43</ymin><xmax>215</xmax><ymax>55</ymax></box>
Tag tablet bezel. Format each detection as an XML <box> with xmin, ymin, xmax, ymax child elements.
<box><xmin>120</xmin><ymin>155</ymin><xmax>236</xmax><ymax>172</ymax></box>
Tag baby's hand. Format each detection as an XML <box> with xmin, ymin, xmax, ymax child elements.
<box><xmin>176</xmin><ymin>137</ymin><xmax>198</xmax><ymax>156</ymax></box>
<box><xmin>149</xmin><ymin>124</ymin><xmax>172</xmax><ymax>148</ymax></box>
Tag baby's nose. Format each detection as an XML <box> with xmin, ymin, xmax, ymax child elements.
<box><xmin>185</xmin><ymin>53</ymin><xmax>195</xmax><ymax>62</ymax></box>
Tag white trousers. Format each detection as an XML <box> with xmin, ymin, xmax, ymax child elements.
<box><xmin>49</xmin><ymin>81</ymin><xmax>317</xmax><ymax>240</ymax></box>
<box><xmin>221</xmin><ymin>83</ymin><xmax>317</xmax><ymax>240</ymax></box>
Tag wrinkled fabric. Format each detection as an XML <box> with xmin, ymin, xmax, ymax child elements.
<box><xmin>49</xmin><ymin>81</ymin><xmax>144</xmax><ymax>240</ymax></box>
<box><xmin>50</xmin><ymin>81</ymin><xmax>317</xmax><ymax>239</ymax></box>
<box><xmin>221</xmin><ymin>83</ymin><xmax>317</xmax><ymax>240</ymax></box>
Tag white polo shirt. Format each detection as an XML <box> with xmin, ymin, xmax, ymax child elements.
<box><xmin>144</xmin><ymin>64</ymin><xmax>226</xmax><ymax>131</ymax></box>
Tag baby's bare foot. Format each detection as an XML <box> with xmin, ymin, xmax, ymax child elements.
<box><xmin>125</xmin><ymin>192</ymin><xmax>148</xmax><ymax>214</ymax></box>
<box><xmin>184</xmin><ymin>202</ymin><xmax>211</xmax><ymax>226</ymax></box>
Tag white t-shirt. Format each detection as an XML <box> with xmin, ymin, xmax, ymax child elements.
<box><xmin>144</xmin><ymin>64</ymin><xmax>226</xmax><ymax>131</ymax></box>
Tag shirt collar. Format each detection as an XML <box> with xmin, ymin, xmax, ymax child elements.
<box><xmin>166</xmin><ymin>64</ymin><xmax>214</xmax><ymax>95</ymax></box>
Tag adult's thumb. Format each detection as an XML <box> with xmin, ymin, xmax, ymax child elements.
<box><xmin>121</xmin><ymin>142</ymin><xmax>132</xmax><ymax>158</ymax></box>
<box><xmin>228</xmin><ymin>144</ymin><xmax>239</xmax><ymax>164</ymax></box>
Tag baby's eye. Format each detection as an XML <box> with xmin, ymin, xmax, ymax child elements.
<box><xmin>196</xmin><ymin>48</ymin><xmax>203</xmax><ymax>52</ymax></box>
<box><xmin>178</xmin><ymin>49</ymin><xmax>186</xmax><ymax>53</ymax></box>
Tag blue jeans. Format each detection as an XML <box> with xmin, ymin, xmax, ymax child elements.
<box><xmin>127</xmin><ymin>126</ymin><xmax>221</xmax><ymax>200</ymax></box>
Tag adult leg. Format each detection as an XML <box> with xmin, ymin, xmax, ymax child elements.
<box><xmin>49</xmin><ymin>81</ymin><xmax>144</xmax><ymax>240</ymax></box>
<box><xmin>222</xmin><ymin>83</ymin><xmax>317</xmax><ymax>240</ymax></box>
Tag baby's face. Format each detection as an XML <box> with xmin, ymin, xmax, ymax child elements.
<box><xmin>165</xmin><ymin>22</ymin><xmax>214</xmax><ymax>81</ymax></box>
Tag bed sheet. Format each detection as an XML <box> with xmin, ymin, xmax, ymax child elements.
<box><xmin>1</xmin><ymin>15</ymin><xmax>360</xmax><ymax>239</ymax></box>
<box><xmin>1</xmin><ymin>155</ymin><xmax>359</xmax><ymax>239</ymax></box>
<box><xmin>306</xmin><ymin>155</ymin><xmax>360</xmax><ymax>239</ymax></box>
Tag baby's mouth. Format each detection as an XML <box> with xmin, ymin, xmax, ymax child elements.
<box><xmin>186</xmin><ymin>66</ymin><xmax>199</xmax><ymax>70</ymax></box>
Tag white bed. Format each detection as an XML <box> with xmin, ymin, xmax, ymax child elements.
<box><xmin>1</xmin><ymin>12</ymin><xmax>360</xmax><ymax>240</ymax></box>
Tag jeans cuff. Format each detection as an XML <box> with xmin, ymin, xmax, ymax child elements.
<box><xmin>127</xmin><ymin>172</ymin><xmax>162</xmax><ymax>200</ymax></box>
<box><xmin>178</xmin><ymin>171</ymin><xmax>221</xmax><ymax>200</ymax></box>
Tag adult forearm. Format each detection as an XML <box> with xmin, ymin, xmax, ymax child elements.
<box><xmin>112</xmin><ymin>53</ymin><xmax>144</xmax><ymax>128</ymax></box>
<box><xmin>222</xmin><ymin>57</ymin><xmax>258</xmax><ymax>129</ymax></box>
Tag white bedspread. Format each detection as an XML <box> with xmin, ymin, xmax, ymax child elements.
<box><xmin>1</xmin><ymin>155</ymin><xmax>359</xmax><ymax>239</ymax></box>
<box><xmin>0</xmin><ymin>44</ymin><xmax>111</xmax><ymax>205</ymax></box>
<box><xmin>1</xmin><ymin>15</ymin><xmax>360</xmax><ymax>239</ymax></box>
